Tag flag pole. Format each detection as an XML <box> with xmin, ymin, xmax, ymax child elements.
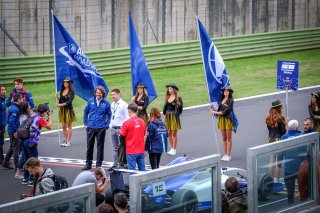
<box><xmin>51</xmin><ymin>10</ymin><xmax>62</xmax><ymax>147</ymax></box>
<box><xmin>285</xmin><ymin>86</ymin><xmax>289</xmax><ymax>117</ymax></box>
<box><xmin>195</xmin><ymin>16</ymin><xmax>220</xmax><ymax>155</ymax></box>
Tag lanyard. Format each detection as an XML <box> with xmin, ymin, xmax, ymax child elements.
<box><xmin>112</xmin><ymin>102</ymin><xmax>119</xmax><ymax>119</ymax></box>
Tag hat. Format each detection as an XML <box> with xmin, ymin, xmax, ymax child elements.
<box><xmin>136</xmin><ymin>82</ymin><xmax>145</xmax><ymax>88</ymax></box>
<box><xmin>272</xmin><ymin>100</ymin><xmax>282</xmax><ymax>108</ymax></box>
<box><xmin>221</xmin><ymin>86</ymin><xmax>233</xmax><ymax>93</ymax></box>
<box><xmin>166</xmin><ymin>83</ymin><xmax>179</xmax><ymax>91</ymax></box>
<box><xmin>63</xmin><ymin>77</ymin><xmax>73</xmax><ymax>83</ymax></box>
<box><xmin>311</xmin><ymin>92</ymin><xmax>320</xmax><ymax>98</ymax></box>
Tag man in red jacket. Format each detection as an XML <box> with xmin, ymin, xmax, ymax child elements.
<box><xmin>120</xmin><ymin>104</ymin><xmax>146</xmax><ymax>171</ymax></box>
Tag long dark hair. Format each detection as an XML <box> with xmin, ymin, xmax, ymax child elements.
<box><xmin>310</xmin><ymin>94</ymin><xmax>320</xmax><ymax>109</ymax></box>
<box><xmin>19</xmin><ymin>101</ymin><xmax>30</xmax><ymax>116</ymax></box>
<box><xmin>220</xmin><ymin>89</ymin><xmax>233</xmax><ymax>102</ymax></box>
<box><xmin>165</xmin><ymin>87</ymin><xmax>181</xmax><ymax>106</ymax></box>
<box><xmin>60</xmin><ymin>81</ymin><xmax>75</xmax><ymax>96</ymax></box>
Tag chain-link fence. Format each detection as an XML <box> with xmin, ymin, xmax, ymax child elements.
<box><xmin>1</xmin><ymin>0</ymin><xmax>319</xmax><ymax>57</ymax></box>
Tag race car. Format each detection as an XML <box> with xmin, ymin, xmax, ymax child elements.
<box><xmin>107</xmin><ymin>156</ymin><xmax>283</xmax><ymax>213</ymax></box>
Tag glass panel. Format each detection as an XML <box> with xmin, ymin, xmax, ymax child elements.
<box><xmin>140</xmin><ymin>168</ymin><xmax>213</xmax><ymax>213</ymax></box>
<box><xmin>26</xmin><ymin>197</ymin><xmax>87</xmax><ymax>213</ymax></box>
<box><xmin>257</xmin><ymin>144</ymin><xmax>313</xmax><ymax>212</ymax></box>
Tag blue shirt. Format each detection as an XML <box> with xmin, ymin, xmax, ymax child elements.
<box><xmin>0</xmin><ymin>96</ymin><xmax>6</xmax><ymax>127</ymax></box>
<box><xmin>7</xmin><ymin>102</ymin><xmax>20</xmax><ymax>134</ymax></box>
<box><xmin>83</xmin><ymin>97</ymin><xmax>112</xmax><ymax>129</ymax></box>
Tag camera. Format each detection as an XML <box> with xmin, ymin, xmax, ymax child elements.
<box><xmin>44</xmin><ymin>103</ymin><xmax>53</xmax><ymax>115</ymax></box>
<box><xmin>19</xmin><ymin>194</ymin><xmax>30</xmax><ymax>200</ymax></box>
<box><xmin>34</xmin><ymin>103</ymin><xmax>53</xmax><ymax>115</ymax></box>
<box><xmin>102</xmin><ymin>177</ymin><xmax>106</xmax><ymax>184</ymax></box>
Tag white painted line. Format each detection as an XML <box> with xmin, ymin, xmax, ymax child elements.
<box><xmin>184</xmin><ymin>85</ymin><xmax>320</xmax><ymax>110</ymax></box>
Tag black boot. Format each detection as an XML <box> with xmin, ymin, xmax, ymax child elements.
<box><xmin>81</xmin><ymin>164</ymin><xmax>92</xmax><ymax>170</ymax></box>
<box><xmin>2</xmin><ymin>162</ymin><xmax>14</xmax><ymax>170</ymax></box>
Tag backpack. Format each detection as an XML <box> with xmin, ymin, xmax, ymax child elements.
<box><xmin>17</xmin><ymin>115</ymin><xmax>35</xmax><ymax>139</ymax></box>
<box><xmin>38</xmin><ymin>174</ymin><xmax>68</xmax><ymax>194</ymax></box>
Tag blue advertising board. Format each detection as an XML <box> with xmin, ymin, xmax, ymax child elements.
<box><xmin>277</xmin><ymin>60</ymin><xmax>299</xmax><ymax>91</ymax></box>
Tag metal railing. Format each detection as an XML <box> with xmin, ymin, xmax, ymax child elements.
<box><xmin>129</xmin><ymin>154</ymin><xmax>221</xmax><ymax>213</ymax></box>
<box><xmin>247</xmin><ymin>133</ymin><xmax>319</xmax><ymax>213</ymax></box>
<box><xmin>0</xmin><ymin>183</ymin><xmax>96</xmax><ymax>213</ymax></box>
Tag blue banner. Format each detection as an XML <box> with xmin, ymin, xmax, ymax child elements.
<box><xmin>53</xmin><ymin>15</ymin><xmax>109</xmax><ymax>101</ymax></box>
<box><xmin>197</xmin><ymin>18</ymin><xmax>238</xmax><ymax>132</ymax></box>
<box><xmin>277</xmin><ymin>60</ymin><xmax>299</xmax><ymax>91</ymax></box>
<box><xmin>129</xmin><ymin>13</ymin><xmax>157</xmax><ymax>104</ymax></box>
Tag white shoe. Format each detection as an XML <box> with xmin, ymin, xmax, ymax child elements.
<box><xmin>225</xmin><ymin>156</ymin><xmax>231</xmax><ymax>162</ymax></box>
<box><xmin>221</xmin><ymin>155</ymin><xmax>227</xmax><ymax>161</ymax></box>
<box><xmin>172</xmin><ymin>149</ymin><xmax>176</xmax><ymax>155</ymax></box>
<box><xmin>64</xmin><ymin>142</ymin><xmax>71</xmax><ymax>147</ymax></box>
<box><xmin>167</xmin><ymin>148</ymin><xmax>174</xmax><ymax>155</ymax></box>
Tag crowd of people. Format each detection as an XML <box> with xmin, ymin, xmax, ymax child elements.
<box><xmin>0</xmin><ymin>75</ymin><xmax>319</xmax><ymax>212</ymax></box>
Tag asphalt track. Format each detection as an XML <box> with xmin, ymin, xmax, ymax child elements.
<box><xmin>0</xmin><ymin>86</ymin><xmax>319</xmax><ymax>205</ymax></box>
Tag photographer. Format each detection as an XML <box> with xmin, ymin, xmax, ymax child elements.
<box><xmin>72</xmin><ymin>167</ymin><xmax>110</xmax><ymax>206</ymax></box>
<box><xmin>21</xmin><ymin>103</ymin><xmax>52</xmax><ymax>185</ymax></box>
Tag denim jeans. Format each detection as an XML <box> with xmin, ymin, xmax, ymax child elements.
<box><xmin>4</xmin><ymin>134</ymin><xmax>20</xmax><ymax>168</ymax></box>
<box><xmin>22</xmin><ymin>140</ymin><xmax>38</xmax><ymax>180</ymax></box>
<box><xmin>126</xmin><ymin>153</ymin><xmax>145</xmax><ymax>171</ymax></box>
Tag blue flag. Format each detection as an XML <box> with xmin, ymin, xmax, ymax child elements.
<box><xmin>53</xmin><ymin>15</ymin><xmax>109</xmax><ymax>101</ymax></box>
<box><xmin>129</xmin><ymin>13</ymin><xmax>157</xmax><ymax>104</ymax></box>
<box><xmin>197</xmin><ymin>18</ymin><xmax>238</xmax><ymax>133</ymax></box>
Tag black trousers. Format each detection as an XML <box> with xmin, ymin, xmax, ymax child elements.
<box><xmin>149</xmin><ymin>153</ymin><xmax>162</xmax><ymax>170</ymax></box>
<box><xmin>4</xmin><ymin>134</ymin><xmax>20</xmax><ymax>168</ymax></box>
<box><xmin>86</xmin><ymin>127</ymin><xmax>106</xmax><ymax>167</ymax></box>
<box><xmin>284</xmin><ymin>172</ymin><xmax>298</xmax><ymax>204</ymax></box>
<box><xmin>0</xmin><ymin>126</ymin><xmax>5</xmax><ymax>162</ymax></box>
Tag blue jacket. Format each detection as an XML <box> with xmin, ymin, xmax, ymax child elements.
<box><xmin>145</xmin><ymin>119</ymin><xmax>168</xmax><ymax>153</ymax></box>
<box><xmin>280</xmin><ymin>130</ymin><xmax>301</xmax><ymax>140</ymax></box>
<box><xmin>83</xmin><ymin>97</ymin><xmax>111</xmax><ymax>129</ymax></box>
<box><xmin>278</xmin><ymin>130</ymin><xmax>305</xmax><ymax>174</ymax></box>
<box><xmin>7</xmin><ymin>102</ymin><xmax>20</xmax><ymax>134</ymax></box>
<box><xmin>0</xmin><ymin>96</ymin><xmax>6</xmax><ymax>127</ymax></box>
<box><xmin>6</xmin><ymin>88</ymin><xmax>34</xmax><ymax>109</ymax></box>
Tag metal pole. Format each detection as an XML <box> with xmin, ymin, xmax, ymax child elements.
<box><xmin>79</xmin><ymin>15</ymin><xmax>82</xmax><ymax>47</ymax></box>
<box><xmin>43</xmin><ymin>17</ymin><xmax>45</xmax><ymax>55</ymax></box>
<box><xmin>162</xmin><ymin>0</ymin><xmax>166</xmax><ymax>43</ymax></box>
<box><xmin>51</xmin><ymin>10</ymin><xmax>62</xmax><ymax>147</ymax></box>
<box><xmin>286</xmin><ymin>87</ymin><xmax>289</xmax><ymax>117</ymax></box>
<box><xmin>176</xmin><ymin>10</ymin><xmax>178</xmax><ymax>41</ymax></box>
<box><xmin>49</xmin><ymin>0</ymin><xmax>53</xmax><ymax>54</ymax></box>
<box><xmin>3</xmin><ymin>19</ymin><xmax>5</xmax><ymax>57</ymax></box>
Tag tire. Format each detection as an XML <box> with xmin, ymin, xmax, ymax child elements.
<box><xmin>171</xmin><ymin>189</ymin><xmax>198</xmax><ymax>213</ymax></box>
<box><xmin>258</xmin><ymin>173</ymin><xmax>274</xmax><ymax>201</ymax></box>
